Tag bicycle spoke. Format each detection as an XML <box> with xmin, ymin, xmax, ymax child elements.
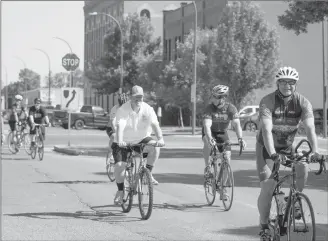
<box><xmin>204</xmin><ymin>162</ymin><xmax>216</xmax><ymax>206</ymax></box>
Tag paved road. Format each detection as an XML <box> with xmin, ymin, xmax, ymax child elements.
<box><xmin>1</xmin><ymin>127</ymin><xmax>327</xmax><ymax>240</ymax></box>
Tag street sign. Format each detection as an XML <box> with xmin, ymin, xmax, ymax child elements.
<box><xmin>62</xmin><ymin>53</ymin><xmax>80</xmax><ymax>71</ymax></box>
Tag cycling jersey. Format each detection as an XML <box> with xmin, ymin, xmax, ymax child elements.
<box><xmin>8</xmin><ymin>103</ymin><xmax>22</xmax><ymax>122</ymax></box>
<box><xmin>257</xmin><ymin>90</ymin><xmax>314</xmax><ymax>148</ymax></box>
<box><xmin>29</xmin><ymin>106</ymin><xmax>47</xmax><ymax>124</ymax></box>
<box><xmin>203</xmin><ymin>102</ymin><xmax>239</xmax><ymax>132</ymax></box>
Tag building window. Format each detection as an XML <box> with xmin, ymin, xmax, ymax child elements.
<box><xmin>140</xmin><ymin>9</ymin><xmax>151</xmax><ymax>20</ymax></box>
<box><xmin>168</xmin><ymin>39</ymin><xmax>171</xmax><ymax>61</ymax></box>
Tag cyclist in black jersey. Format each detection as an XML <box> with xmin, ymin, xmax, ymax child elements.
<box><xmin>256</xmin><ymin>67</ymin><xmax>321</xmax><ymax>241</ymax></box>
<box><xmin>202</xmin><ymin>85</ymin><xmax>246</xmax><ymax>199</ymax></box>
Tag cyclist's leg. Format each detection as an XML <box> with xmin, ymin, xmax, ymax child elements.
<box><xmin>219</xmin><ymin>132</ymin><xmax>231</xmax><ymax>185</ymax></box>
<box><xmin>8</xmin><ymin>121</ymin><xmax>16</xmax><ymax>142</ymax></box>
<box><xmin>29</xmin><ymin>122</ymin><xmax>37</xmax><ymax>146</ymax></box>
<box><xmin>112</xmin><ymin>142</ymin><xmax>128</xmax><ymax>204</ymax></box>
<box><xmin>256</xmin><ymin>142</ymin><xmax>276</xmax><ymax>236</ymax></box>
<box><xmin>139</xmin><ymin>137</ymin><xmax>159</xmax><ymax>184</ymax></box>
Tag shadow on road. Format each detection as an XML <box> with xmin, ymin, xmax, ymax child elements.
<box><xmin>5</xmin><ymin>208</ymin><xmax>143</xmax><ymax>223</ymax></box>
<box><xmin>152</xmin><ymin>202</ymin><xmax>225</xmax><ymax>213</ymax></box>
<box><xmin>1</xmin><ymin>156</ymin><xmax>31</xmax><ymax>161</ymax></box>
<box><xmin>219</xmin><ymin>223</ymin><xmax>328</xmax><ymax>240</ymax></box>
<box><xmin>158</xmin><ymin>149</ymin><xmax>255</xmax><ymax>159</ymax></box>
<box><xmin>35</xmin><ymin>180</ymin><xmax>109</xmax><ymax>184</ymax></box>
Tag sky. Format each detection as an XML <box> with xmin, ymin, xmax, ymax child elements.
<box><xmin>1</xmin><ymin>1</ymin><xmax>85</xmax><ymax>87</ymax></box>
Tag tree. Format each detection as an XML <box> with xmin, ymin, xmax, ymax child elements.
<box><xmin>85</xmin><ymin>13</ymin><xmax>161</xmax><ymax>94</ymax></box>
<box><xmin>44</xmin><ymin>68</ymin><xmax>85</xmax><ymax>88</ymax></box>
<box><xmin>212</xmin><ymin>1</ymin><xmax>280</xmax><ymax>109</ymax></box>
<box><xmin>278</xmin><ymin>1</ymin><xmax>328</xmax><ymax>35</ymax></box>
<box><xmin>18</xmin><ymin>68</ymin><xmax>41</xmax><ymax>91</ymax></box>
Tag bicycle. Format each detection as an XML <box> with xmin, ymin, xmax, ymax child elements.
<box><xmin>7</xmin><ymin>121</ymin><xmax>30</xmax><ymax>154</ymax></box>
<box><xmin>204</xmin><ymin>140</ymin><xmax>243</xmax><ymax>211</ymax></box>
<box><xmin>268</xmin><ymin>139</ymin><xmax>327</xmax><ymax>241</ymax></box>
<box><xmin>105</xmin><ymin>150</ymin><xmax>115</xmax><ymax>182</ymax></box>
<box><xmin>121</xmin><ymin>142</ymin><xmax>163</xmax><ymax>220</ymax></box>
<box><xmin>30</xmin><ymin>124</ymin><xmax>46</xmax><ymax>161</ymax></box>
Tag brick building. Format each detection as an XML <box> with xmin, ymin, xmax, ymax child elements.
<box><xmin>163</xmin><ymin>0</ymin><xmax>227</xmax><ymax>62</ymax></box>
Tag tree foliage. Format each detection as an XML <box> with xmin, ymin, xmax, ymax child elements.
<box><xmin>212</xmin><ymin>1</ymin><xmax>280</xmax><ymax>109</ymax></box>
<box><xmin>85</xmin><ymin>13</ymin><xmax>161</xmax><ymax>94</ymax></box>
<box><xmin>44</xmin><ymin>68</ymin><xmax>85</xmax><ymax>88</ymax></box>
<box><xmin>278</xmin><ymin>1</ymin><xmax>328</xmax><ymax>35</ymax></box>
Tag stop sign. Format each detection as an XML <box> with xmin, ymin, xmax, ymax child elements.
<box><xmin>62</xmin><ymin>53</ymin><xmax>80</xmax><ymax>71</ymax></box>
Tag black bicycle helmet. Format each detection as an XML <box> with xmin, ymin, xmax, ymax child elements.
<box><xmin>118</xmin><ymin>93</ymin><xmax>128</xmax><ymax>106</ymax></box>
<box><xmin>34</xmin><ymin>98</ymin><xmax>41</xmax><ymax>104</ymax></box>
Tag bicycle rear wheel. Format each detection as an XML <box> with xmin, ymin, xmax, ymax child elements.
<box><xmin>138</xmin><ymin>167</ymin><xmax>153</xmax><ymax>220</ymax></box>
<box><xmin>121</xmin><ymin>168</ymin><xmax>134</xmax><ymax>213</ymax></box>
<box><xmin>287</xmin><ymin>192</ymin><xmax>316</xmax><ymax>241</ymax></box>
<box><xmin>23</xmin><ymin>133</ymin><xmax>32</xmax><ymax>155</ymax></box>
<box><xmin>7</xmin><ymin>132</ymin><xmax>18</xmax><ymax>154</ymax></box>
<box><xmin>219</xmin><ymin>163</ymin><xmax>234</xmax><ymax>211</ymax></box>
<box><xmin>37</xmin><ymin>136</ymin><xmax>44</xmax><ymax>161</ymax></box>
<box><xmin>106</xmin><ymin>151</ymin><xmax>115</xmax><ymax>182</ymax></box>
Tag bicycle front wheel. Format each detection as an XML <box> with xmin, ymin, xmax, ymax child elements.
<box><xmin>105</xmin><ymin>151</ymin><xmax>115</xmax><ymax>182</ymax></box>
<box><xmin>37</xmin><ymin>136</ymin><xmax>44</xmax><ymax>161</ymax></box>
<box><xmin>23</xmin><ymin>133</ymin><xmax>32</xmax><ymax>155</ymax></box>
<box><xmin>287</xmin><ymin>192</ymin><xmax>316</xmax><ymax>241</ymax></box>
<box><xmin>121</xmin><ymin>168</ymin><xmax>134</xmax><ymax>213</ymax></box>
<box><xmin>138</xmin><ymin>167</ymin><xmax>153</xmax><ymax>220</ymax></box>
<box><xmin>204</xmin><ymin>161</ymin><xmax>217</xmax><ymax>206</ymax></box>
<box><xmin>7</xmin><ymin>132</ymin><xmax>18</xmax><ymax>154</ymax></box>
<box><xmin>219</xmin><ymin>163</ymin><xmax>234</xmax><ymax>211</ymax></box>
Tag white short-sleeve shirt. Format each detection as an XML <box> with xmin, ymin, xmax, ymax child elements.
<box><xmin>115</xmin><ymin>101</ymin><xmax>159</xmax><ymax>143</ymax></box>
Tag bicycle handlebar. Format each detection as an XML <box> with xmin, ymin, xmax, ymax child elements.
<box><xmin>213</xmin><ymin>141</ymin><xmax>243</xmax><ymax>156</ymax></box>
<box><xmin>282</xmin><ymin>139</ymin><xmax>326</xmax><ymax>175</ymax></box>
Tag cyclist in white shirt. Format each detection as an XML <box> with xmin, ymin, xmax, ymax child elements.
<box><xmin>105</xmin><ymin>93</ymin><xmax>129</xmax><ymax>157</ymax></box>
<box><xmin>112</xmin><ymin>85</ymin><xmax>165</xmax><ymax>205</ymax></box>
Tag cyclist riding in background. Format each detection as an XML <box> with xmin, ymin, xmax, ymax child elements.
<box><xmin>112</xmin><ymin>85</ymin><xmax>165</xmax><ymax>205</ymax></box>
<box><xmin>28</xmin><ymin>98</ymin><xmax>50</xmax><ymax>147</ymax></box>
<box><xmin>256</xmin><ymin>66</ymin><xmax>321</xmax><ymax>241</ymax></box>
<box><xmin>8</xmin><ymin>95</ymin><xmax>24</xmax><ymax>143</ymax></box>
<box><xmin>202</xmin><ymin>85</ymin><xmax>246</xmax><ymax>198</ymax></box>
<box><xmin>18</xmin><ymin>106</ymin><xmax>29</xmax><ymax>132</ymax></box>
<box><xmin>105</xmin><ymin>93</ymin><xmax>129</xmax><ymax>157</ymax></box>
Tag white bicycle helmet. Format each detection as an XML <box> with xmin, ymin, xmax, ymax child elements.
<box><xmin>212</xmin><ymin>85</ymin><xmax>229</xmax><ymax>97</ymax></box>
<box><xmin>15</xmin><ymin>94</ymin><xmax>23</xmax><ymax>101</ymax></box>
<box><xmin>275</xmin><ymin>67</ymin><xmax>299</xmax><ymax>82</ymax></box>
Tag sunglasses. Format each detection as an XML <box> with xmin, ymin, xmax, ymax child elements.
<box><xmin>213</xmin><ymin>95</ymin><xmax>227</xmax><ymax>100</ymax></box>
<box><xmin>278</xmin><ymin>79</ymin><xmax>297</xmax><ymax>86</ymax></box>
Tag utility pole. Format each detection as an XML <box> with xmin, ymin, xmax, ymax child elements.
<box><xmin>322</xmin><ymin>18</ymin><xmax>327</xmax><ymax>138</ymax></box>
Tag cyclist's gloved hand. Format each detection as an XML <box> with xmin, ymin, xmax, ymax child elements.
<box><xmin>310</xmin><ymin>152</ymin><xmax>321</xmax><ymax>163</ymax></box>
<box><xmin>270</xmin><ymin>153</ymin><xmax>284</xmax><ymax>164</ymax></box>
<box><xmin>209</xmin><ymin>138</ymin><xmax>216</xmax><ymax>146</ymax></box>
<box><xmin>238</xmin><ymin>138</ymin><xmax>246</xmax><ymax>150</ymax></box>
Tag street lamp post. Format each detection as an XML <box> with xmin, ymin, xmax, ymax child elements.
<box><xmin>191</xmin><ymin>1</ymin><xmax>198</xmax><ymax>135</ymax></box>
<box><xmin>14</xmin><ymin>56</ymin><xmax>27</xmax><ymax>105</ymax></box>
<box><xmin>89</xmin><ymin>12</ymin><xmax>124</xmax><ymax>94</ymax></box>
<box><xmin>322</xmin><ymin>17</ymin><xmax>328</xmax><ymax>138</ymax></box>
<box><xmin>33</xmin><ymin>48</ymin><xmax>52</xmax><ymax>105</ymax></box>
<box><xmin>53</xmin><ymin>37</ymin><xmax>74</xmax><ymax>87</ymax></box>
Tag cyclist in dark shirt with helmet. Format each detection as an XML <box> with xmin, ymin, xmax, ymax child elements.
<box><xmin>28</xmin><ymin>98</ymin><xmax>50</xmax><ymax>147</ymax></box>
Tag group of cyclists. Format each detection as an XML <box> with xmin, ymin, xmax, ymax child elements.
<box><xmin>2</xmin><ymin>96</ymin><xmax>50</xmax><ymax>152</ymax></box>
<box><xmin>2</xmin><ymin>65</ymin><xmax>325</xmax><ymax>241</ymax></box>
<box><xmin>105</xmin><ymin>66</ymin><xmax>324</xmax><ymax>241</ymax></box>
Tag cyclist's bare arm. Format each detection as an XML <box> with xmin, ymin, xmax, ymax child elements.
<box><xmin>203</xmin><ymin>118</ymin><xmax>212</xmax><ymax>142</ymax></box>
<box><xmin>151</xmin><ymin>121</ymin><xmax>163</xmax><ymax>140</ymax></box>
<box><xmin>261</xmin><ymin>118</ymin><xmax>276</xmax><ymax>156</ymax></box>
<box><xmin>302</xmin><ymin>117</ymin><xmax>318</xmax><ymax>153</ymax></box>
<box><xmin>44</xmin><ymin>116</ymin><xmax>50</xmax><ymax>125</ymax></box>
<box><xmin>231</xmin><ymin>118</ymin><xmax>243</xmax><ymax>139</ymax></box>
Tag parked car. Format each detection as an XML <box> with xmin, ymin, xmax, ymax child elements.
<box><xmin>53</xmin><ymin>105</ymin><xmax>109</xmax><ymax>130</ymax></box>
<box><xmin>239</xmin><ymin>105</ymin><xmax>259</xmax><ymax>118</ymax></box>
<box><xmin>238</xmin><ymin>105</ymin><xmax>259</xmax><ymax>131</ymax></box>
